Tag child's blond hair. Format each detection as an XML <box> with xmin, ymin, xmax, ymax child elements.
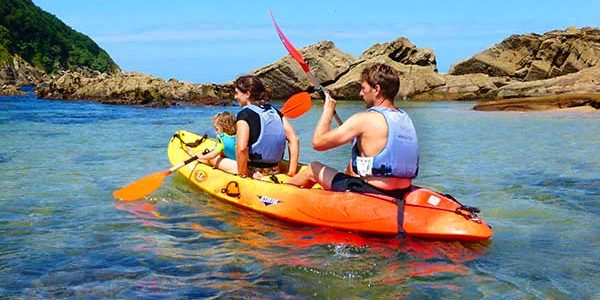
<box><xmin>213</xmin><ymin>111</ymin><xmax>236</xmax><ymax>136</ymax></box>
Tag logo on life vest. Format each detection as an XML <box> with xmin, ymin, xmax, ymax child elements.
<box><xmin>258</xmin><ymin>195</ymin><xmax>281</xmax><ymax>206</ymax></box>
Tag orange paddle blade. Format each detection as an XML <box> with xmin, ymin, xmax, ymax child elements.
<box><xmin>281</xmin><ymin>92</ymin><xmax>312</xmax><ymax>118</ymax></box>
<box><xmin>113</xmin><ymin>170</ymin><xmax>172</xmax><ymax>201</ymax></box>
<box><xmin>269</xmin><ymin>10</ymin><xmax>309</xmax><ymax>72</ymax></box>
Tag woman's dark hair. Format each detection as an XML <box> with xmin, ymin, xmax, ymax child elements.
<box><xmin>235</xmin><ymin>75</ymin><xmax>271</xmax><ymax>105</ymax></box>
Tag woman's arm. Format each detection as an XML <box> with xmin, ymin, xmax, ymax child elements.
<box><xmin>236</xmin><ymin>120</ymin><xmax>250</xmax><ymax>176</ymax></box>
<box><xmin>282</xmin><ymin>117</ymin><xmax>299</xmax><ymax>176</ymax></box>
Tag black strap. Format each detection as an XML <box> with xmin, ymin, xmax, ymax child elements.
<box><xmin>343</xmin><ymin>178</ymin><xmax>410</xmax><ymax>236</ymax></box>
<box><xmin>172</xmin><ymin>133</ymin><xmax>208</xmax><ymax>148</ymax></box>
<box><xmin>396</xmin><ymin>197</ymin><xmax>405</xmax><ymax>237</ymax></box>
<box><xmin>269</xmin><ymin>175</ymin><xmax>281</xmax><ymax>184</ymax></box>
<box><xmin>443</xmin><ymin>193</ymin><xmax>482</xmax><ymax>221</ymax></box>
<box><xmin>248</xmin><ymin>160</ymin><xmax>278</xmax><ymax>168</ymax></box>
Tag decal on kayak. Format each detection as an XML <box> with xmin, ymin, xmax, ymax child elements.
<box><xmin>258</xmin><ymin>195</ymin><xmax>281</xmax><ymax>206</ymax></box>
<box><xmin>427</xmin><ymin>195</ymin><xmax>441</xmax><ymax>206</ymax></box>
<box><xmin>194</xmin><ymin>170</ymin><xmax>208</xmax><ymax>182</ymax></box>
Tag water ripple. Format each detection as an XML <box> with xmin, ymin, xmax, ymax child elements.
<box><xmin>2</xmin><ymin>96</ymin><xmax>599</xmax><ymax>298</ymax></box>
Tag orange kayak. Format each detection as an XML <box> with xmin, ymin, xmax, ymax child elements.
<box><xmin>168</xmin><ymin>130</ymin><xmax>493</xmax><ymax>241</ymax></box>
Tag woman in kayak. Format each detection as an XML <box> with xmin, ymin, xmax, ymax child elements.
<box><xmin>187</xmin><ymin>111</ymin><xmax>238</xmax><ymax>174</ymax></box>
<box><xmin>234</xmin><ymin>75</ymin><xmax>299</xmax><ymax>178</ymax></box>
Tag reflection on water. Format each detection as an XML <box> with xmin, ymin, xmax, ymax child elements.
<box><xmin>115</xmin><ymin>189</ymin><xmax>489</xmax><ymax>298</ymax></box>
<box><xmin>1</xmin><ymin>95</ymin><xmax>598</xmax><ymax>298</ymax></box>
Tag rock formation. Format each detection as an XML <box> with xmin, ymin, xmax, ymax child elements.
<box><xmin>323</xmin><ymin>38</ymin><xmax>510</xmax><ymax>100</ymax></box>
<box><xmin>473</xmin><ymin>93</ymin><xmax>600</xmax><ymax>111</ymax></box>
<box><xmin>36</xmin><ymin>70</ymin><xmax>232</xmax><ymax>107</ymax></box>
<box><xmin>249</xmin><ymin>41</ymin><xmax>356</xmax><ymax>100</ymax></box>
<box><xmin>484</xmin><ymin>65</ymin><xmax>600</xmax><ymax>99</ymax></box>
<box><xmin>324</xmin><ymin>56</ymin><xmax>445</xmax><ymax>99</ymax></box>
<box><xmin>0</xmin><ymin>55</ymin><xmax>48</xmax><ymax>95</ymax></box>
<box><xmin>360</xmin><ymin>37</ymin><xmax>437</xmax><ymax>70</ymax></box>
<box><xmin>450</xmin><ymin>27</ymin><xmax>600</xmax><ymax>81</ymax></box>
<box><xmin>2</xmin><ymin>25</ymin><xmax>598</xmax><ymax>111</ymax></box>
<box><xmin>411</xmin><ymin>74</ymin><xmax>511</xmax><ymax>101</ymax></box>
<box><xmin>472</xmin><ymin>66</ymin><xmax>600</xmax><ymax>111</ymax></box>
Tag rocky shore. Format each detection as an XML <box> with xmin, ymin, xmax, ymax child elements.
<box><xmin>2</xmin><ymin>27</ymin><xmax>599</xmax><ymax>111</ymax></box>
<box><xmin>35</xmin><ymin>70</ymin><xmax>233</xmax><ymax>107</ymax></box>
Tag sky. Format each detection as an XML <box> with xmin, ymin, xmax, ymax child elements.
<box><xmin>32</xmin><ymin>0</ymin><xmax>600</xmax><ymax>84</ymax></box>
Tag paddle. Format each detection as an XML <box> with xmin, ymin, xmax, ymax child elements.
<box><xmin>281</xmin><ymin>91</ymin><xmax>312</xmax><ymax>118</ymax></box>
<box><xmin>112</xmin><ymin>92</ymin><xmax>312</xmax><ymax>201</ymax></box>
<box><xmin>113</xmin><ymin>155</ymin><xmax>198</xmax><ymax>201</ymax></box>
<box><xmin>269</xmin><ymin>10</ymin><xmax>343</xmax><ymax>126</ymax></box>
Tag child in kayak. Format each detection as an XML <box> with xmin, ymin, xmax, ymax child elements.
<box><xmin>188</xmin><ymin>111</ymin><xmax>238</xmax><ymax>174</ymax></box>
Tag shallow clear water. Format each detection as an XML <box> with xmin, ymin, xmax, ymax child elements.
<box><xmin>1</xmin><ymin>93</ymin><xmax>598</xmax><ymax>299</ymax></box>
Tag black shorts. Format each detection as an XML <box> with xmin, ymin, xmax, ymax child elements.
<box><xmin>330</xmin><ymin>173</ymin><xmax>410</xmax><ymax>199</ymax></box>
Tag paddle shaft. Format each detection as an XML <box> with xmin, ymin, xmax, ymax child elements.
<box><xmin>305</xmin><ymin>70</ymin><xmax>343</xmax><ymax>126</ymax></box>
<box><xmin>269</xmin><ymin>10</ymin><xmax>343</xmax><ymax>126</ymax></box>
<box><xmin>169</xmin><ymin>155</ymin><xmax>200</xmax><ymax>173</ymax></box>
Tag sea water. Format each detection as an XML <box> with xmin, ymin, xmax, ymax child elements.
<box><xmin>0</xmin><ymin>93</ymin><xmax>598</xmax><ymax>298</ymax></box>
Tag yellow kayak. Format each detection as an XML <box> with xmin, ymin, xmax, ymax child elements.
<box><xmin>168</xmin><ymin>130</ymin><xmax>493</xmax><ymax>241</ymax></box>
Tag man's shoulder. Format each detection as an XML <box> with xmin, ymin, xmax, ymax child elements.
<box><xmin>352</xmin><ymin>110</ymin><xmax>385</xmax><ymax>122</ymax></box>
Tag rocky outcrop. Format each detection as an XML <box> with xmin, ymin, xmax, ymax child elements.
<box><xmin>473</xmin><ymin>93</ymin><xmax>600</xmax><ymax>111</ymax></box>
<box><xmin>325</xmin><ymin>56</ymin><xmax>446</xmax><ymax>99</ymax></box>
<box><xmin>360</xmin><ymin>37</ymin><xmax>437</xmax><ymax>71</ymax></box>
<box><xmin>471</xmin><ymin>66</ymin><xmax>600</xmax><ymax>111</ymax></box>
<box><xmin>36</xmin><ymin>70</ymin><xmax>232</xmax><ymax>107</ymax></box>
<box><xmin>322</xmin><ymin>39</ymin><xmax>511</xmax><ymax>100</ymax></box>
<box><xmin>411</xmin><ymin>74</ymin><xmax>511</xmax><ymax>100</ymax></box>
<box><xmin>250</xmin><ymin>38</ymin><xmax>447</xmax><ymax>101</ymax></box>
<box><xmin>450</xmin><ymin>27</ymin><xmax>600</xmax><ymax>81</ymax></box>
<box><xmin>250</xmin><ymin>41</ymin><xmax>355</xmax><ymax>99</ymax></box>
<box><xmin>0</xmin><ymin>83</ymin><xmax>23</xmax><ymax>95</ymax></box>
<box><xmin>0</xmin><ymin>55</ymin><xmax>47</xmax><ymax>86</ymax></box>
<box><xmin>484</xmin><ymin>66</ymin><xmax>600</xmax><ymax>99</ymax></box>
<box><xmin>4</xmin><ymin>28</ymin><xmax>596</xmax><ymax>110</ymax></box>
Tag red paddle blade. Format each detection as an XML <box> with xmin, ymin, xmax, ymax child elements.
<box><xmin>281</xmin><ymin>92</ymin><xmax>312</xmax><ymax>118</ymax></box>
<box><xmin>269</xmin><ymin>10</ymin><xmax>309</xmax><ymax>72</ymax></box>
<box><xmin>113</xmin><ymin>170</ymin><xmax>171</xmax><ymax>201</ymax></box>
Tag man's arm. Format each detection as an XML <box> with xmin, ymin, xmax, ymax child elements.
<box><xmin>312</xmin><ymin>93</ymin><xmax>365</xmax><ymax>151</ymax></box>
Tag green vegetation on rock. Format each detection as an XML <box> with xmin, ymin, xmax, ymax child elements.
<box><xmin>0</xmin><ymin>0</ymin><xmax>119</xmax><ymax>74</ymax></box>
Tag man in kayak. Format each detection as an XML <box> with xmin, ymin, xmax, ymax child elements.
<box><xmin>234</xmin><ymin>75</ymin><xmax>300</xmax><ymax>178</ymax></box>
<box><xmin>287</xmin><ymin>63</ymin><xmax>419</xmax><ymax>197</ymax></box>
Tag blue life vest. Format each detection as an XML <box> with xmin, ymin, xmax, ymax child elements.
<box><xmin>217</xmin><ymin>132</ymin><xmax>237</xmax><ymax>159</ymax></box>
<box><xmin>352</xmin><ymin>106</ymin><xmax>419</xmax><ymax>178</ymax></box>
<box><xmin>246</xmin><ymin>104</ymin><xmax>286</xmax><ymax>165</ymax></box>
